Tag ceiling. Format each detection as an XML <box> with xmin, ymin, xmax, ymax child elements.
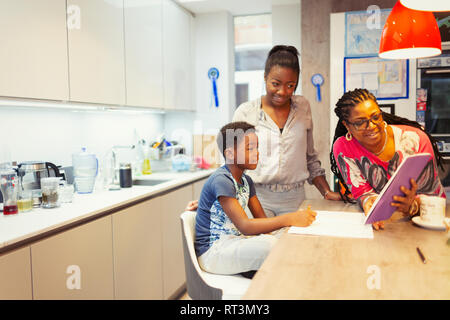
<box><xmin>175</xmin><ymin>0</ymin><xmax>300</xmax><ymax>16</ymax></box>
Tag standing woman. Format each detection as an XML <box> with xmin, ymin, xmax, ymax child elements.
<box><xmin>330</xmin><ymin>89</ymin><xmax>445</xmax><ymax>230</ymax></box>
<box><xmin>232</xmin><ymin>45</ymin><xmax>341</xmax><ymax>217</ymax></box>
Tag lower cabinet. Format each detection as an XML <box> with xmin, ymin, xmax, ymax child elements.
<box><xmin>160</xmin><ymin>184</ymin><xmax>193</xmax><ymax>299</ymax></box>
<box><xmin>31</xmin><ymin>216</ymin><xmax>114</xmax><ymax>299</ymax></box>
<box><xmin>0</xmin><ymin>177</ymin><xmax>210</xmax><ymax>299</ymax></box>
<box><xmin>112</xmin><ymin>197</ymin><xmax>163</xmax><ymax>299</ymax></box>
<box><xmin>0</xmin><ymin>246</ymin><xmax>32</xmax><ymax>300</ymax></box>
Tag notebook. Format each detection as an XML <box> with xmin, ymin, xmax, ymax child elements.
<box><xmin>364</xmin><ymin>153</ymin><xmax>432</xmax><ymax>224</ymax></box>
<box><xmin>289</xmin><ymin>210</ymin><xmax>373</xmax><ymax>239</ymax></box>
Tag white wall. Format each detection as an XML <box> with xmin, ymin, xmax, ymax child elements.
<box><xmin>330</xmin><ymin>12</ymin><xmax>417</xmax><ymax>176</ymax></box>
<box><xmin>272</xmin><ymin>1</ymin><xmax>302</xmax><ymax>94</ymax></box>
<box><xmin>0</xmin><ymin>106</ymin><xmax>164</xmax><ymax>167</ymax></box>
<box><xmin>272</xmin><ymin>2</ymin><xmax>301</xmax><ymax>51</ymax></box>
<box><xmin>163</xmin><ymin>11</ymin><xmax>236</xmax><ymax>160</ymax></box>
<box><xmin>192</xmin><ymin>11</ymin><xmax>236</xmax><ymax>135</ymax></box>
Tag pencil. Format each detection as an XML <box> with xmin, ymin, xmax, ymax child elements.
<box><xmin>416</xmin><ymin>247</ymin><xmax>427</xmax><ymax>264</ymax></box>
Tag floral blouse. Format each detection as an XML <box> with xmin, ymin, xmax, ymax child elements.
<box><xmin>333</xmin><ymin>125</ymin><xmax>445</xmax><ymax>206</ymax></box>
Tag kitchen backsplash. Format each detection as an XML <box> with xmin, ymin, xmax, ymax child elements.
<box><xmin>0</xmin><ymin>106</ymin><xmax>165</xmax><ymax>167</ymax></box>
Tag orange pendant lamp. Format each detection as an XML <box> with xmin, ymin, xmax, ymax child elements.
<box><xmin>400</xmin><ymin>0</ymin><xmax>450</xmax><ymax>12</ymax></box>
<box><xmin>379</xmin><ymin>1</ymin><xmax>442</xmax><ymax>59</ymax></box>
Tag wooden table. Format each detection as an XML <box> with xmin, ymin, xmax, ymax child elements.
<box><xmin>244</xmin><ymin>199</ymin><xmax>450</xmax><ymax>300</ymax></box>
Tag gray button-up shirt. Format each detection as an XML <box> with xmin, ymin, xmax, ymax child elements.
<box><xmin>232</xmin><ymin>95</ymin><xmax>325</xmax><ymax>191</ymax></box>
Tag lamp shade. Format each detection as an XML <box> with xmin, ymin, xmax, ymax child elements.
<box><xmin>379</xmin><ymin>1</ymin><xmax>442</xmax><ymax>59</ymax></box>
<box><xmin>400</xmin><ymin>0</ymin><xmax>450</xmax><ymax>12</ymax></box>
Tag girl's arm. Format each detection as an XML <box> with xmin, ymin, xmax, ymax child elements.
<box><xmin>218</xmin><ymin>196</ymin><xmax>316</xmax><ymax>236</ymax></box>
<box><xmin>247</xmin><ymin>195</ymin><xmax>268</xmax><ymax>218</ymax></box>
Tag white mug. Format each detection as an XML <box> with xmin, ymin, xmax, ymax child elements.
<box><xmin>419</xmin><ymin>195</ymin><xmax>446</xmax><ymax>224</ymax></box>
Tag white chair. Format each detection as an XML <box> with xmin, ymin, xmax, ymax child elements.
<box><xmin>180</xmin><ymin>211</ymin><xmax>251</xmax><ymax>300</ymax></box>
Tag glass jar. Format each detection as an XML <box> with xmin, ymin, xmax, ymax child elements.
<box><xmin>40</xmin><ymin>177</ymin><xmax>60</xmax><ymax>208</ymax></box>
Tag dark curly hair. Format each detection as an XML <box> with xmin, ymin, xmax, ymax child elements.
<box><xmin>330</xmin><ymin>88</ymin><xmax>444</xmax><ymax>203</ymax></box>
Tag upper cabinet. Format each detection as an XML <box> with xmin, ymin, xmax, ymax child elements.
<box><xmin>124</xmin><ymin>0</ymin><xmax>164</xmax><ymax>108</ymax></box>
<box><xmin>0</xmin><ymin>0</ymin><xmax>69</xmax><ymax>100</ymax></box>
<box><xmin>67</xmin><ymin>0</ymin><xmax>126</xmax><ymax>105</ymax></box>
<box><xmin>0</xmin><ymin>0</ymin><xmax>194</xmax><ymax>110</ymax></box>
<box><xmin>162</xmin><ymin>0</ymin><xmax>193</xmax><ymax>111</ymax></box>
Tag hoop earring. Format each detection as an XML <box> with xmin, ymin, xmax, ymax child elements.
<box><xmin>384</xmin><ymin>121</ymin><xmax>388</xmax><ymax>128</ymax></box>
<box><xmin>345</xmin><ymin>132</ymin><xmax>352</xmax><ymax>141</ymax></box>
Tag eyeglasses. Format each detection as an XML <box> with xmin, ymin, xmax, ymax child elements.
<box><xmin>347</xmin><ymin>113</ymin><xmax>383</xmax><ymax>131</ymax></box>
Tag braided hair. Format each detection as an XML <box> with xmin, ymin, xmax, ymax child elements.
<box><xmin>265</xmin><ymin>45</ymin><xmax>300</xmax><ymax>91</ymax></box>
<box><xmin>330</xmin><ymin>88</ymin><xmax>444</xmax><ymax>203</ymax></box>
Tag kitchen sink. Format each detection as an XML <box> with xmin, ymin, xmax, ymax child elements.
<box><xmin>132</xmin><ymin>179</ymin><xmax>171</xmax><ymax>186</ymax></box>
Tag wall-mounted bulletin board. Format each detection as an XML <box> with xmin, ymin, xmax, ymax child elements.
<box><xmin>344</xmin><ymin>56</ymin><xmax>409</xmax><ymax>100</ymax></box>
<box><xmin>345</xmin><ymin>9</ymin><xmax>391</xmax><ymax>57</ymax></box>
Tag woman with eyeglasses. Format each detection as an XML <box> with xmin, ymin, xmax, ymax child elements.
<box><xmin>331</xmin><ymin>89</ymin><xmax>446</xmax><ymax>230</ymax></box>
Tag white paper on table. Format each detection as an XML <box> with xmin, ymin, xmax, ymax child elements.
<box><xmin>288</xmin><ymin>210</ymin><xmax>374</xmax><ymax>239</ymax></box>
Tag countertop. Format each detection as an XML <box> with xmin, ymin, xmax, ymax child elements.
<box><xmin>244</xmin><ymin>199</ymin><xmax>450</xmax><ymax>300</ymax></box>
<box><xmin>0</xmin><ymin>169</ymin><xmax>213</xmax><ymax>253</ymax></box>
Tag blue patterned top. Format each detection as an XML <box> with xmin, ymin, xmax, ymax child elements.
<box><xmin>194</xmin><ymin>165</ymin><xmax>256</xmax><ymax>256</ymax></box>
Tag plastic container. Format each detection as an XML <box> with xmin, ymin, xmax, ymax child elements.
<box><xmin>72</xmin><ymin>148</ymin><xmax>98</xmax><ymax>194</ymax></box>
<box><xmin>172</xmin><ymin>154</ymin><xmax>191</xmax><ymax>172</ymax></box>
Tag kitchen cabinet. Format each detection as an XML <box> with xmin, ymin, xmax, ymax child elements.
<box><xmin>0</xmin><ymin>246</ymin><xmax>32</xmax><ymax>300</ymax></box>
<box><xmin>160</xmin><ymin>184</ymin><xmax>193</xmax><ymax>298</ymax></box>
<box><xmin>192</xmin><ymin>178</ymin><xmax>207</xmax><ymax>200</ymax></box>
<box><xmin>67</xmin><ymin>0</ymin><xmax>126</xmax><ymax>105</ymax></box>
<box><xmin>0</xmin><ymin>174</ymin><xmax>211</xmax><ymax>300</ymax></box>
<box><xmin>124</xmin><ymin>0</ymin><xmax>164</xmax><ymax>108</ymax></box>
<box><xmin>0</xmin><ymin>0</ymin><xmax>69</xmax><ymax>100</ymax></box>
<box><xmin>112</xmin><ymin>196</ymin><xmax>163</xmax><ymax>299</ymax></box>
<box><xmin>31</xmin><ymin>216</ymin><xmax>114</xmax><ymax>300</ymax></box>
<box><xmin>162</xmin><ymin>0</ymin><xmax>193</xmax><ymax>111</ymax></box>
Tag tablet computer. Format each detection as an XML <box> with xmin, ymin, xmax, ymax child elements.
<box><xmin>364</xmin><ymin>153</ymin><xmax>432</xmax><ymax>224</ymax></box>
